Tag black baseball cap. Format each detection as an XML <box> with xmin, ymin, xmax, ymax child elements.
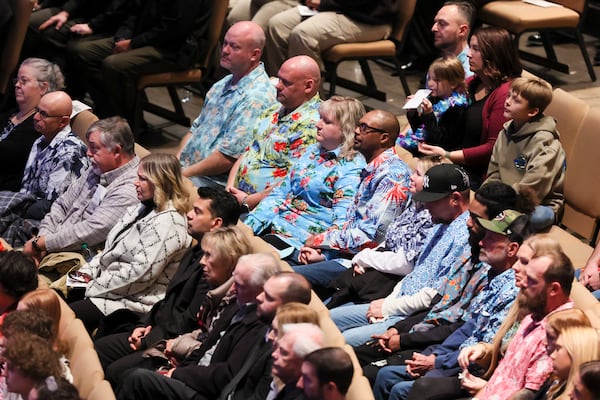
<box><xmin>413</xmin><ymin>164</ymin><xmax>470</xmax><ymax>202</ymax></box>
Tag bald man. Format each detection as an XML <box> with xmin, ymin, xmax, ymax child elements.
<box><xmin>295</xmin><ymin>110</ymin><xmax>412</xmax><ymax>290</ymax></box>
<box><xmin>178</xmin><ymin>21</ymin><xmax>278</xmax><ymax>189</ymax></box>
<box><xmin>226</xmin><ymin>55</ymin><xmax>321</xmax><ymax>211</ymax></box>
<box><xmin>0</xmin><ymin>91</ymin><xmax>88</xmax><ymax>246</ymax></box>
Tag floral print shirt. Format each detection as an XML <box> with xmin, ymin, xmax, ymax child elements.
<box><xmin>179</xmin><ymin>63</ymin><xmax>277</xmax><ymax>185</ymax></box>
<box><xmin>310</xmin><ymin>147</ymin><xmax>412</xmax><ymax>254</ymax></box>
<box><xmin>21</xmin><ymin>125</ymin><xmax>88</xmax><ymax>202</ymax></box>
<box><xmin>398</xmin><ymin>90</ymin><xmax>470</xmax><ymax>151</ymax></box>
<box><xmin>245</xmin><ymin>144</ymin><xmax>365</xmax><ymax>249</ymax></box>
<box><xmin>235</xmin><ymin>94</ymin><xmax>321</xmax><ymax>194</ymax></box>
<box><xmin>481</xmin><ymin>302</ymin><xmax>573</xmax><ymax>400</ymax></box>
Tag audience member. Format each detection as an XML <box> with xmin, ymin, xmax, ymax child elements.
<box><xmin>399</xmin><ymin>56</ymin><xmax>469</xmax><ymax>153</ymax></box>
<box><xmin>321</xmin><ymin>156</ymin><xmax>442</xmax><ymax>306</ymax></box>
<box><xmin>0</xmin><ymin>58</ymin><xmax>65</xmax><ymax>192</ymax></box>
<box><xmin>2</xmin><ymin>334</ymin><xmax>62</xmax><ymax>399</ymax></box>
<box><xmin>67</xmin><ymin>0</ymin><xmax>211</xmax><ymax>124</ymax></box>
<box><xmin>431</xmin><ymin>1</ymin><xmax>475</xmax><ymax>77</ymax></box>
<box><xmin>297</xmin><ymin>109</ymin><xmax>412</xmax><ymax>264</ymax></box>
<box><xmin>105</xmin><ymin>226</ymin><xmax>252</xmax><ymax>385</ymax></box>
<box><xmin>0</xmin><ymin>251</ymin><xmax>39</xmax><ymax>331</ymax></box>
<box><xmin>226</xmin><ymin>55</ymin><xmax>321</xmax><ymax>211</ymax></box>
<box><xmin>23</xmin><ymin>116</ymin><xmax>139</xmax><ymax>262</ymax></box>
<box><xmin>358</xmin><ymin>183</ymin><xmax>532</xmax><ymax>372</ymax></box>
<box><xmin>116</xmin><ymin>252</ymin><xmax>281</xmax><ymax>400</ymax></box>
<box><xmin>245</xmin><ymin>96</ymin><xmax>366</xmax><ymax>253</ymax></box>
<box><xmin>227</xmin><ymin>0</ymin><xmax>297</xmax><ymax>31</ymax></box>
<box><xmin>419</xmin><ymin>26</ymin><xmax>522</xmax><ymax>188</ymax></box>
<box><xmin>329</xmin><ymin>164</ymin><xmax>472</xmax><ymax>346</ymax></box>
<box><xmin>265</xmin><ymin>0</ymin><xmax>401</xmax><ymax>74</ymax></box>
<box><xmin>0</xmin><ymin>91</ymin><xmax>88</xmax><ymax>246</ymax></box>
<box><xmin>485</xmin><ymin>76</ymin><xmax>566</xmax><ymax>231</ymax></box>
<box><xmin>372</xmin><ymin>209</ymin><xmax>530</xmax><ymax>399</ymax></box>
<box><xmin>571</xmin><ymin>361</ymin><xmax>600</xmax><ymax>400</ymax></box>
<box><xmin>269</xmin><ymin>323</ymin><xmax>325</xmax><ymax>399</ymax></box>
<box><xmin>95</xmin><ymin>187</ymin><xmax>241</xmax><ymax>377</ymax></box>
<box><xmin>299</xmin><ymin>347</ymin><xmax>354</xmax><ymax>400</ymax></box>
<box><xmin>177</xmin><ymin>21</ymin><xmax>277</xmax><ymax>188</ymax></box>
<box><xmin>579</xmin><ymin>241</ymin><xmax>600</xmax><ymax>299</ymax></box>
<box><xmin>68</xmin><ymin>153</ymin><xmax>191</xmax><ymax>333</ymax></box>
<box><xmin>17</xmin><ymin>289</ymin><xmax>65</xmax><ymax>351</ymax></box>
<box><xmin>407</xmin><ymin>236</ymin><xmax>574</xmax><ymax>399</ymax></box>
<box><xmin>219</xmin><ymin>274</ymin><xmax>314</xmax><ymax>400</ymax></box>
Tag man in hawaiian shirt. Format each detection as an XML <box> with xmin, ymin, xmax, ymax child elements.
<box><xmin>226</xmin><ymin>55</ymin><xmax>321</xmax><ymax>211</ymax></box>
<box><xmin>293</xmin><ymin>110</ymin><xmax>411</xmax><ymax>284</ymax></box>
<box><xmin>371</xmin><ymin>210</ymin><xmax>531</xmax><ymax>400</ymax></box>
<box><xmin>177</xmin><ymin>21</ymin><xmax>278</xmax><ymax>188</ymax></box>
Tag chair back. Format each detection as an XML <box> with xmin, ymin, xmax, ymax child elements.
<box><xmin>0</xmin><ymin>0</ymin><xmax>33</xmax><ymax>97</ymax></box>
<box><xmin>544</xmin><ymin>88</ymin><xmax>589</xmax><ymax>161</ymax></box>
<box><xmin>199</xmin><ymin>0</ymin><xmax>230</xmax><ymax>69</ymax></box>
<box><xmin>389</xmin><ymin>0</ymin><xmax>417</xmax><ymax>43</ymax></box>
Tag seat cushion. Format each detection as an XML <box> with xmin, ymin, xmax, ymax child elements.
<box><xmin>323</xmin><ymin>40</ymin><xmax>395</xmax><ymax>63</ymax></box>
<box><xmin>479</xmin><ymin>1</ymin><xmax>580</xmax><ymax>33</ymax></box>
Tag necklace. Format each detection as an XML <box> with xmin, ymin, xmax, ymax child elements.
<box><xmin>11</xmin><ymin>108</ymin><xmax>36</xmax><ymax>125</ymax></box>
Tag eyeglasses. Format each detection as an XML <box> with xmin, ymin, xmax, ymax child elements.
<box><xmin>34</xmin><ymin>106</ymin><xmax>65</xmax><ymax>119</ymax></box>
<box><xmin>12</xmin><ymin>77</ymin><xmax>39</xmax><ymax>86</ymax></box>
<box><xmin>357</xmin><ymin>122</ymin><xmax>387</xmax><ymax>134</ymax></box>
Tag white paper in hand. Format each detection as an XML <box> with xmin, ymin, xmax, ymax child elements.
<box><xmin>403</xmin><ymin>89</ymin><xmax>431</xmax><ymax>109</ymax></box>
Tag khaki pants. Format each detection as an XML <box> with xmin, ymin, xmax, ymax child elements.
<box><xmin>227</xmin><ymin>0</ymin><xmax>298</xmax><ymax>31</ymax></box>
<box><xmin>265</xmin><ymin>8</ymin><xmax>391</xmax><ymax>75</ymax></box>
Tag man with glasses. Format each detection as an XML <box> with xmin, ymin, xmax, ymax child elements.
<box><xmin>0</xmin><ymin>91</ymin><xmax>88</xmax><ymax>247</ymax></box>
<box><xmin>293</xmin><ymin>110</ymin><xmax>411</xmax><ymax>286</ymax></box>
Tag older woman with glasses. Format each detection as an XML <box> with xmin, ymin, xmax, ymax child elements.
<box><xmin>0</xmin><ymin>58</ymin><xmax>66</xmax><ymax>192</ymax></box>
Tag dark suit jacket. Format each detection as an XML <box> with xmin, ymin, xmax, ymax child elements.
<box><xmin>172</xmin><ymin>304</ymin><xmax>268</xmax><ymax>398</ymax></box>
<box><xmin>138</xmin><ymin>245</ymin><xmax>210</xmax><ymax>346</ymax></box>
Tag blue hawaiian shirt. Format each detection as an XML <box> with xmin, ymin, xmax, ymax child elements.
<box><xmin>244</xmin><ymin>144</ymin><xmax>365</xmax><ymax>249</ymax></box>
<box><xmin>461</xmin><ymin>267</ymin><xmax>518</xmax><ymax>347</ymax></box>
<box><xmin>396</xmin><ymin>211</ymin><xmax>471</xmax><ymax>296</ymax></box>
<box><xmin>310</xmin><ymin>147</ymin><xmax>412</xmax><ymax>254</ymax></box>
<box><xmin>235</xmin><ymin>94</ymin><xmax>321</xmax><ymax>194</ymax></box>
<box><xmin>21</xmin><ymin>126</ymin><xmax>88</xmax><ymax>202</ymax></box>
<box><xmin>385</xmin><ymin>200</ymin><xmax>433</xmax><ymax>263</ymax></box>
<box><xmin>412</xmin><ymin>259</ymin><xmax>489</xmax><ymax>331</ymax></box>
<box><xmin>179</xmin><ymin>63</ymin><xmax>278</xmax><ymax>185</ymax></box>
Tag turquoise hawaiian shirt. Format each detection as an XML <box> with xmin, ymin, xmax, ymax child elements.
<box><xmin>245</xmin><ymin>144</ymin><xmax>366</xmax><ymax>249</ymax></box>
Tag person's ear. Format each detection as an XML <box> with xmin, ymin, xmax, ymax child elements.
<box><xmin>507</xmin><ymin>241</ymin><xmax>520</xmax><ymax>258</ymax></box>
<box><xmin>212</xmin><ymin>217</ymin><xmax>223</xmax><ymax>229</ymax></box>
<box><xmin>527</xmin><ymin>107</ymin><xmax>540</xmax><ymax>118</ymax></box>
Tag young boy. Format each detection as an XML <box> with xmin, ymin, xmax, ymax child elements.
<box><xmin>485</xmin><ymin>76</ymin><xmax>565</xmax><ymax>231</ymax></box>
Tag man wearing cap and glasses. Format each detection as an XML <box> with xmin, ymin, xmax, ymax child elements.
<box><xmin>373</xmin><ymin>209</ymin><xmax>532</xmax><ymax>400</ymax></box>
<box><xmin>329</xmin><ymin>163</ymin><xmax>472</xmax><ymax>346</ymax></box>
<box><xmin>293</xmin><ymin>110</ymin><xmax>412</xmax><ymax>293</ymax></box>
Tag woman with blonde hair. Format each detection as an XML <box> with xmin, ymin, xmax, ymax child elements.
<box><xmin>543</xmin><ymin>326</ymin><xmax>600</xmax><ymax>399</ymax></box>
<box><xmin>68</xmin><ymin>153</ymin><xmax>192</xmax><ymax>334</ymax></box>
<box><xmin>246</xmin><ymin>96</ymin><xmax>366</xmax><ymax>255</ymax></box>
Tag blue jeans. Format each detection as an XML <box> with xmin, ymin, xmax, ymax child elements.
<box><xmin>329</xmin><ymin>303</ymin><xmax>405</xmax><ymax>346</ymax></box>
<box><xmin>292</xmin><ymin>260</ymin><xmax>347</xmax><ymax>288</ymax></box>
<box><xmin>373</xmin><ymin>365</ymin><xmax>415</xmax><ymax>400</ymax></box>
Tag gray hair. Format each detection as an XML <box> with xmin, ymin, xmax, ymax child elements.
<box><xmin>282</xmin><ymin>323</ymin><xmax>324</xmax><ymax>357</ymax></box>
<box><xmin>238</xmin><ymin>253</ymin><xmax>281</xmax><ymax>290</ymax></box>
<box><xmin>20</xmin><ymin>58</ymin><xmax>65</xmax><ymax>92</ymax></box>
<box><xmin>86</xmin><ymin>116</ymin><xmax>135</xmax><ymax>155</ymax></box>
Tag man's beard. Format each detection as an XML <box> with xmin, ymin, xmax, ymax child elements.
<box><xmin>469</xmin><ymin>228</ymin><xmax>484</xmax><ymax>263</ymax></box>
<box><xmin>517</xmin><ymin>288</ymin><xmax>547</xmax><ymax>321</ymax></box>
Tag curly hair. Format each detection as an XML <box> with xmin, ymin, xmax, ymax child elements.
<box><xmin>2</xmin><ymin>334</ymin><xmax>63</xmax><ymax>392</ymax></box>
<box><xmin>20</xmin><ymin>58</ymin><xmax>65</xmax><ymax>92</ymax></box>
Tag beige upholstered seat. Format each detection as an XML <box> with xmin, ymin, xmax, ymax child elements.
<box><xmin>479</xmin><ymin>0</ymin><xmax>596</xmax><ymax>81</ymax></box>
<box><xmin>322</xmin><ymin>0</ymin><xmax>417</xmax><ymax>100</ymax></box>
<box><xmin>132</xmin><ymin>0</ymin><xmax>229</xmax><ymax>136</ymax></box>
